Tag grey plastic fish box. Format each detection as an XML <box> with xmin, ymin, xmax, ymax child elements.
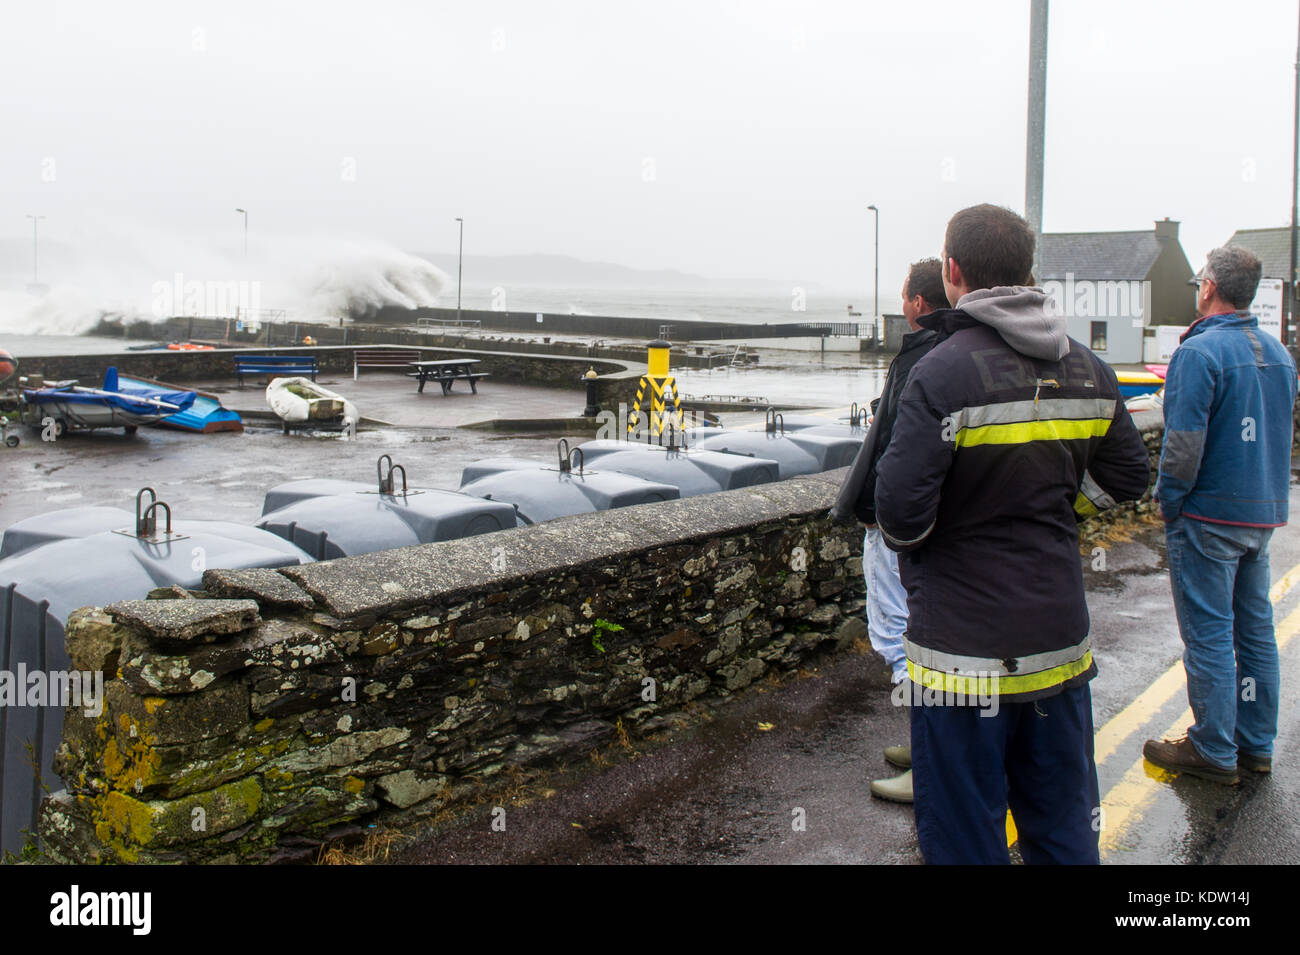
<box><xmin>572</xmin><ymin>440</ymin><xmax>780</xmax><ymax>497</ymax></box>
<box><xmin>701</xmin><ymin>428</ymin><xmax>863</xmax><ymax>473</ymax></box>
<box><xmin>459</xmin><ymin>456</ymin><xmax>680</xmax><ymax>525</ymax></box>
<box><xmin>693</xmin><ymin>431</ymin><xmax>823</xmax><ymax>478</ymax></box>
<box><xmin>257</xmin><ymin>459</ymin><xmax>518</xmax><ymax>560</ymax></box>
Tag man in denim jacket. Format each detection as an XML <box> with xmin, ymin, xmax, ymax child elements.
<box><xmin>1145</xmin><ymin>246</ymin><xmax>1298</xmax><ymax>784</ymax></box>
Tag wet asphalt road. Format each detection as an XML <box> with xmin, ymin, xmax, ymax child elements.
<box><xmin>389</xmin><ymin>486</ymin><xmax>1300</xmax><ymax>866</ymax></box>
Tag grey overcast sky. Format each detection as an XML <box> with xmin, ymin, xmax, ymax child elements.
<box><xmin>3</xmin><ymin>0</ymin><xmax>1299</xmax><ymax>297</ymax></box>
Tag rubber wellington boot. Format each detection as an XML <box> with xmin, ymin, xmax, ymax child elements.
<box><xmin>870</xmin><ymin>769</ymin><xmax>913</xmax><ymax>803</ymax></box>
<box><xmin>883</xmin><ymin>745</ymin><xmax>911</xmax><ymax>769</ymax></box>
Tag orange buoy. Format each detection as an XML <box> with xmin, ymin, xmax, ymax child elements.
<box><xmin>0</xmin><ymin>349</ymin><xmax>17</xmax><ymax>385</ymax></box>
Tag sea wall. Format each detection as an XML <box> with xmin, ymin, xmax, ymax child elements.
<box><xmin>37</xmin><ymin>470</ymin><xmax>869</xmax><ymax>864</ymax></box>
<box><xmin>85</xmin><ymin>314</ymin><xmax>734</xmax><ymax>369</ymax></box>
<box><xmin>360</xmin><ymin>305</ymin><xmax>832</xmax><ymax>342</ymax></box>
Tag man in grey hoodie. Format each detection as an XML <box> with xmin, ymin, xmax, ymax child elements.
<box><xmin>874</xmin><ymin>204</ymin><xmax>1149</xmax><ymax>864</ymax></box>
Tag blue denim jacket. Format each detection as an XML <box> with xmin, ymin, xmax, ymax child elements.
<box><xmin>1157</xmin><ymin>311</ymin><xmax>1297</xmax><ymax>526</ymax></box>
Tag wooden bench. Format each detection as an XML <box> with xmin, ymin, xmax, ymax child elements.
<box><xmin>354</xmin><ymin>348</ymin><xmax>422</xmax><ymax>380</ymax></box>
<box><xmin>234</xmin><ymin>354</ymin><xmax>318</xmax><ymax>388</ymax></box>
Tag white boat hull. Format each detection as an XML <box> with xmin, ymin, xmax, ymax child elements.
<box><xmin>266</xmin><ymin>377</ymin><xmax>358</xmax><ymax>431</ymax></box>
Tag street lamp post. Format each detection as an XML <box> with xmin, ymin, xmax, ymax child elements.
<box><xmin>235</xmin><ymin>208</ymin><xmax>248</xmax><ymax>256</ymax></box>
<box><xmin>455</xmin><ymin>217</ymin><xmax>464</xmax><ymax>325</ymax></box>
<box><xmin>1290</xmin><ymin>7</ymin><xmax>1299</xmax><ymax>346</ymax></box>
<box><xmin>867</xmin><ymin>204</ymin><xmax>879</xmax><ymax>336</ymax></box>
<box><xmin>1025</xmin><ymin>0</ymin><xmax>1049</xmax><ymax>281</ymax></box>
<box><xmin>26</xmin><ymin>214</ymin><xmax>45</xmax><ymax>285</ymax></box>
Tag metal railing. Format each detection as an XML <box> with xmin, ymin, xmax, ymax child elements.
<box><xmin>236</xmin><ymin>307</ymin><xmax>290</xmax><ymax>324</ymax></box>
<box><xmin>797</xmin><ymin>321</ymin><xmax>877</xmax><ymax>338</ymax></box>
<box><xmin>417</xmin><ymin>318</ymin><xmax>482</xmax><ymax>331</ymax></box>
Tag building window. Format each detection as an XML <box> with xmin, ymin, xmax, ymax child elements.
<box><xmin>1091</xmin><ymin>321</ymin><xmax>1108</xmax><ymax>352</ymax></box>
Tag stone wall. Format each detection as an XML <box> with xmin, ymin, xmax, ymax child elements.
<box><xmin>1078</xmin><ymin>409</ymin><xmax>1163</xmax><ymax>548</ymax></box>
<box><xmin>33</xmin><ymin>414</ymin><xmax>1172</xmax><ymax>864</ymax></box>
<box><xmin>37</xmin><ymin>470</ymin><xmax>867</xmax><ymax>864</ymax></box>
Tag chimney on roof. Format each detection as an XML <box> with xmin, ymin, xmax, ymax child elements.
<box><xmin>1155</xmin><ymin>218</ymin><xmax>1179</xmax><ymax>240</ymax></box>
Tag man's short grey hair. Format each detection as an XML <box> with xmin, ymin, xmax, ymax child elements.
<box><xmin>1204</xmin><ymin>246</ymin><xmax>1263</xmax><ymax>310</ymax></box>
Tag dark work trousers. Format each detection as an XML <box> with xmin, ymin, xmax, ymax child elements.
<box><xmin>910</xmin><ymin>681</ymin><xmax>1101</xmax><ymax>864</ymax></box>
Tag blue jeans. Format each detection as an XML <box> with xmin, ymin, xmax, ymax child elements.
<box><xmin>1164</xmin><ymin>516</ymin><xmax>1280</xmax><ymax>769</ymax></box>
<box><xmin>864</xmin><ymin>526</ymin><xmax>908</xmax><ymax>682</ymax></box>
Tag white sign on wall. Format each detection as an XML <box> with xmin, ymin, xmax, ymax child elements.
<box><xmin>1156</xmin><ymin>325</ymin><xmax>1187</xmax><ymax>360</ymax></box>
<box><xmin>1250</xmin><ymin>278</ymin><xmax>1284</xmax><ymax>341</ymax></box>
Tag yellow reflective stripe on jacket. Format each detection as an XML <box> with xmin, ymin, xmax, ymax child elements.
<box><xmin>904</xmin><ymin>633</ymin><xmax>1090</xmax><ymax>676</ymax></box>
<box><xmin>906</xmin><ymin>650</ymin><xmax>1094</xmax><ymax>697</ymax></box>
<box><xmin>955</xmin><ymin>417</ymin><xmax>1112</xmax><ymax>447</ymax></box>
<box><xmin>1073</xmin><ymin>469</ymin><xmax>1117</xmax><ymax>518</ymax></box>
<box><xmin>947</xmin><ymin>396</ymin><xmax>1115</xmax><ymax>448</ymax></box>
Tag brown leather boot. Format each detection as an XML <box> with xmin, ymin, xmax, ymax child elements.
<box><xmin>1142</xmin><ymin>735</ymin><xmax>1239</xmax><ymax>785</ymax></box>
<box><xmin>1238</xmin><ymin>752</ymin><xmax>1272</xmax><ymax>774</ymax></box>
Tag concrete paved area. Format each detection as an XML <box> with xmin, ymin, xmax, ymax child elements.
<box><xmin>0</xmin><ymin>374</ymin><xmax>848</xmax><ymax>530</ymax></box>
<box><xmin>215</xmin><ymin>372</ymin><xmax>587</xmax><ymax>429</ymax></box>
<box><xmin>0</xmin><ymin>377</ymin><xmax>603</xmax><ymax>528</ymax></box>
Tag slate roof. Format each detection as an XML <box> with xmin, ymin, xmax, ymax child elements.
<box><xmin>1039</xmin><ymin>231</ymin><xmax>1164</xmax><ymax>281</ymax></box>
<box><xmin>1224</xmin><ymin>227</ymin><xmax>1293</xmax><ymax>279</ymax></box>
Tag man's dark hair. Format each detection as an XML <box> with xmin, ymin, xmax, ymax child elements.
<box><xmin>905</xmin><ymin>258</ymin><xmax>946</xmax><ymax>311</ymax></box>
<box><xmin>943</xmin><ymin>204</ymin><xmax>1035</xmax><ymax>290</ymax></box>
<box><xmin>1205</xmin><ymin>246</ymin><xmax>1262</xmax><ymax>310</ymax></box>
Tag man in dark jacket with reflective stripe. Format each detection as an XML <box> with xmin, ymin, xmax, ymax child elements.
<box><xmin>874</xmin><ymin>204</ymin><xmax>1150</xmax><ymax>864</ymax></box>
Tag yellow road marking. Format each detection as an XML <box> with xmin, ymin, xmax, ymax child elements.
<box><xmin>1099</xmin><ymin>705</ymin><xmax>1191</xmax><ymax>856</ymax></box>
<box><xmin>1269</xmin><ymin>561</ymin><xmax>1300</xmax><ymax>604</ymax></box>
<box><xmin>1094</xmin><ymin>664</ymin><xmax>1188</xmax><ymax>765</ymax></box>
<box><xmin>1015</xmin><ymin>555</ymin><xmax>1300</xmax><ymax>853</ymax></box>
<box><xmin>1092</xmin><ymin>556</ymin><xmax>1300</xmax><ymax>771</ymax></box>
<box><xmin>1099</xmin><ymin>598</ymin><xmax>1300</xmax><ymax>857</ymax></box>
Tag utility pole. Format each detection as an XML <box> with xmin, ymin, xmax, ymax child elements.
<box><xmin>235</xmin><ymin>207</ymin><xmax>248</xmax><ymax>256</ymax></box>
<box><xmin>1025</xmin><ymin>0</ymin><xmax>1049</xmax><ymax>281</ymax></box>
<box><xmin>867</xmin><ymin>204</ymin><xmax>879</xmax><ymax>334</ymax></box>
<box><xmin>455</xmin><ymin>217</ymin><xmax>464</xmax><ymax>325</ymax></box>
<box><xmin>26</xmin><ymin>214</ymin><xmax>45</xmax><ymax>284</ymax></box>
<box><xmin>1290</xmin><ymin>6</ymin><xmax>1299</xmax><ymax>346</ymax></box>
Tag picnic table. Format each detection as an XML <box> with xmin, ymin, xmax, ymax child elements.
<box><xmin>407</xmin><ymin>359</ymin><xmax>489</xmax><ymax>395</ymax></box>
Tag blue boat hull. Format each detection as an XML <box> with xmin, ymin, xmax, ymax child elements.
<box><xmin>118</xmin><ymin>375</ymin><xmax>243</xmax><ymax>432</ymax></box>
